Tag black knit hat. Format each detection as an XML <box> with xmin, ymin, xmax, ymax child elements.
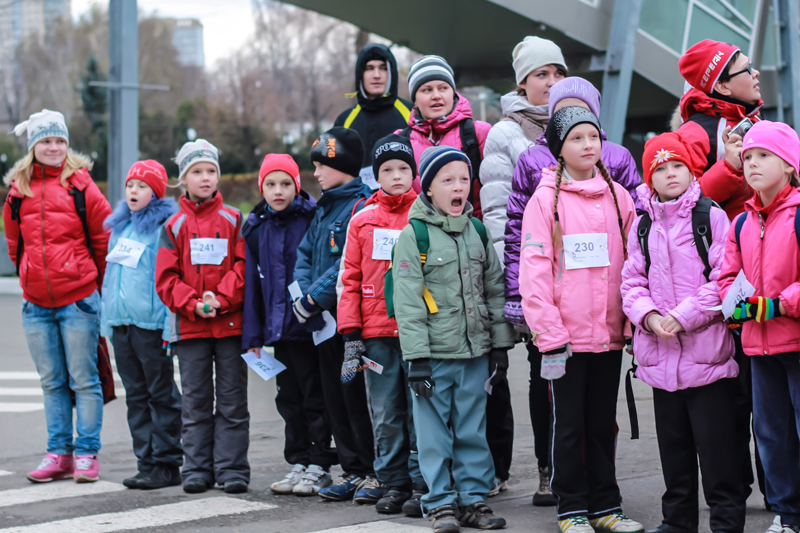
<box><xmin>309</xmin><ymin>126</ymin><xmax>365</xmax><ymax>177</ymax></box>
<box><xmin>545</xmin><ymin>106</ymin><xmax>602</xmax><ymax>159</ymax></box>
<box><xmin>372</xmin><ymin>134</ymin><xmax>417</xmax><ymax>181</ymax></box>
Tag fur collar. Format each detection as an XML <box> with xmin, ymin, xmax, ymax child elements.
<box><xmin>105</xmin><ymin>197</ymin><xmax>178</xmax><ymax>235</ymax></box>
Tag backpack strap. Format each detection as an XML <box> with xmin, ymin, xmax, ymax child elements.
<box><xmin>734</xmin><ymin>212</ymin><xmax>747</xmax><ymax>251</ymax></box>
<box><xmin>350</xmin><ymin>197</ymin><xmax>367</xmax><ymax>219</ymax></box>
<box><xmin>796</xmin><ymin>205</ymin><xmax>800</xmax><ymax>250</ymax></box>
<box><xmin>469</xmin><ymin>217</ymin><xmax>489</xmax><ymax>249</ymax></box>
<box><xmin>343</xmin><ymin>105</ymin><xmax>361</xmax><ymax>129</ymax></box>
<box><xmin>70</xmin><ymin>187</ymin><xmax>95</xmax><ymax>257</ymax></box>
<box><xmin>394</xmin><ymin>100</ymin><xmax>411</xmax><ymax>123</ymax></box>
<box><xmin>409</xmin><ymin>219</ymin><xmax>437</xmax><ymax>314</ymax></box>
<box><xmin>9</xmin><ymin>196</ymin><xmax>24</xmax><ymax>276</ymax></box>
<box><xmin>636</xmin><ymin>213</ymin><xmax>653</xmax><ymax>277</ymax></box>
<box><xmin>460</xmin><ymin>118</ymin><xmax>482</xmax><ymax>208</ymax></box>
<box><xmin>692</xmin><ymin>195</ymin><xmax>714</xmax><ymax>282</ymax></box>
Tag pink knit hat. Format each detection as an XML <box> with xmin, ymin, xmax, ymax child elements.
<box><xmin>742</xmin><ymin>120</ymin><xmax>800</xmax><ymax>175</ymax></box>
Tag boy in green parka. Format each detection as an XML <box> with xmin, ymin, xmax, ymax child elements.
<box><xmin>392</xmin><ymin>145</ymin><xmax>514</xmax><ymax>533</ymax></box>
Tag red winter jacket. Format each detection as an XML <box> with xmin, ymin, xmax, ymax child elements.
<box><xmin>677</xmin><ymin>88</ymin><xmax>762</xmax><ymax>220</ymax></box>
<box><xmin>156</xmin><ymin>193</ymin><xmax>246</xmax><ymax>341</ymax></box>
<box><xmin>3</xmin><ymin>160</ymin><xmax>111</xmax><ymax>308</ymax></box>
<box><xmin>337</xmin><ymin>188</ymin><xmax>416</xmax><ymax>338</ymax></box>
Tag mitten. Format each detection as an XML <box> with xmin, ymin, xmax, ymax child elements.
<box><xmin>488</xmin><ymin>348</ymin><xmax>509</xmax><ymax>386</ymax></box>
<box><xmin>541</xmin><ymin>344</ymin><xmax>572</xmax><ymax>380</ymax></box>
<box><xmin>341</xmin><ymin>331</ymin><xmax>366</xmax><ymax>384</ymax></box>
<box><xmin>731</xmin><ymin>296</ymin><xmax>782</xmax><ymax>324</ymax></box>
<box><xmin>292</xmin><ymin>294</ymin><xmax>319</xmax><ymax>324</ymax></box>
<box><xmin>503</xmin><ymin>300</ymin><xmax>526</xmax><ymax>327</ymax></box>
<box><xmin>408</xmin><ymin>358</ymin><xmax>435</xmax><ymax>398</ymax></box>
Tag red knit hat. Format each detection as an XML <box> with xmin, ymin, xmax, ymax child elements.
<box><xmin>642</xmin><ymin>132</ymin><xmax>699</xmax><ymax>189</ymax></box>
<box><xmin>126</xmin><ymin>160</ymin><xmax>168</xmax><ymax>199</ymax></box>
<box><xmin>259</xmin><ymin>154</ymin><xmax>301</xmax><ymax>193</ymax></box>
<box><xmin>679</xmin><ymin>39</ymin><xmax>740</xmax><ymax>93</ymax></box>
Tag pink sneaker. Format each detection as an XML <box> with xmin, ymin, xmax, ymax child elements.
<box><xmin>73</xmin><ymin>455</ymin><xmax>99</xmax><ymax>483</ymax></box>
<box><xmin>27</xmin><ymin>453</ymin><xmax>74</xmax><ymax>483</ymax></box>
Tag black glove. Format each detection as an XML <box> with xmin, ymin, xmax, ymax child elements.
<box><xmin>408</xmin><ymin>358</ymin><xmax>435</xmax><ymax>398</ymax></box>
<box><xmin>488</xmin><ymin>348</ymin><xmax>509</xmax><ymax>386</ymax></box>
<box><xmin>341</xmin><ymin>331</ymin><xmax>366</xmax><ymax>384</ymax></box>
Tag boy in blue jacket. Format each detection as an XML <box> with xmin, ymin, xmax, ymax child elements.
<box><xmin>242</xmin><ymin>154</ymin><xmax>337</xmax><ymax>496</ymax></box>
<box><xmin>292</xmin><ymin>127</ymin><xmax>376</xmax><ymax>502</ymax></box>
<box><xmin>100</xmin><ymin>160</ymin><xmax>182</xmax><ymax>490</ymax></box>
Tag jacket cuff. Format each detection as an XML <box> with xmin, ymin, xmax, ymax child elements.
<box><xmin>535</xmin><ymin>324</ymin><xmax>570</xmax><ymax>353</ymax></box>
<box><xmin>216</xmin><ymin>295</ymin><xmax>230</xmax><ymax>313</ymax></box>
<box><xmin>183</xmin><ymin>299</ymin><xmax>200</xmax><ymax>321</ymax></box>
<box><xmin>724</xmin><ymin>159</ymin><xmax>744</xmax><ymax>176</ymax></box>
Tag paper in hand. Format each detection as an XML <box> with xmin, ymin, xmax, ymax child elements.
<box><xmin>721</xmin><ymin>270</ymin><xmax>755</xmax><ymax>319</ymax></box>
<box><xmin>241</xmin><ymin>348</ymin><xmax>286</xmax><ymax>381</ymax></box>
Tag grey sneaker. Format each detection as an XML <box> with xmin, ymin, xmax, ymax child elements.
<box><xmin>486</xmin><ymin>477</ymin><xmax>508</xmax><ymax>498</ymax></box>
<box><xmin>271</xmin><ymin>464</ymin><xmax>305</xmax><ymax>494</ymax></box>
<box><xmin>293</xmin><ymin>464</ymin><xmax>331</xmax><ymax>496</ymax></box>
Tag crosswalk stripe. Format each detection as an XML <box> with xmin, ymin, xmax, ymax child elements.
<box><xmin>0</xmin><ymin>403</ymin><xmax>43</xmax><ymax>413</ymax></box>
<box><xmin>0</xmin><ymin>388</ymin><xmax>46</xmax><ymax>396</ymax></box>
<box><xmin>0</xmin><ymin>373</ymin><xmax>39</xmax><ymax>381</ymax></box>
<box><xmin>0</xmin><ymin>480</ymin><xmax>125</xmax><ymax>508</ymax></box>
<box><xmin>0</xmin><ymin>471</ymin><xmax>13</xmax><ymax>477</ymax></box>
<box><xmin>0</xmin><ymin>496</ymin><xmax>275</xmax><ymax>533</ymax></box>
<box><xmin>309</xmin><ymin>523</ymin><xmax>430</xmax><ymax>533</ymax></box>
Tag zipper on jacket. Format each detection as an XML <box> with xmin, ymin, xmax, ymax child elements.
<box><xmin>194</xmin><ymin>233</ymin><xmax>200</xmax><ymax>273</ymax></box>
<box><xmin>758</xmin><ymin>213</ymin><xmax>765</xmax><ymax>239</ymax></box>
<box><xmin>40</xmin><ymin>166</ymin><xmax>55</xmax><ymax>305</ymax></box>
<box><xmin>759</xmin><ymin>220</ymin><xmax>768</xmax><ymax>354</ymax></box>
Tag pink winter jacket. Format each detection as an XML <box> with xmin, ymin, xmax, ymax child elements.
<box><xmin>719</xmin><ymin>187</ymin><xmax>800</xmax><ymax>356</ymax></box>
<box><xmin>621</xmin><ymin>182</ymin><xmax>737</xmax><ymax>391</ymax></box>
<box><xmin>520</xmin><ymin>167</ymin><xmax>636</xmax><ymax>353</ymax></box>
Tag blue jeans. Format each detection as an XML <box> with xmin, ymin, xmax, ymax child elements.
<box><xmin>22</xmin><ymin>291</ymin><xmax>103</xmax><ymax>456</ymax></box>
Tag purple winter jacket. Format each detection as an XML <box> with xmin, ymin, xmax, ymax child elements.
<box><xmin>504</xmin><ymin>134</ymin><xmax>642</xmax><ymax>301</ymax></box>
<box><xmin>621</xmin><ymin>181</ymin><xmax>737</xmax><ymax>392</ymax></box>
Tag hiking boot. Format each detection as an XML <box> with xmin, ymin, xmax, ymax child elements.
<box><xmin>27</xmin><ymin>453</ymin><xmax>74</xmax><ymax>483</ymax></box>
<box><xmin>137</xmin><ymin>464</ymin><xmax>181</xmax><ymax>490</ymax></box>
<box><xmin>183</xmin><ymin>477</ymin><xmax>209</xmax><ymax>494</ymax></box>
<box><xmin>73</xmin><ymin>455</ymin><xmax>99</xmax><ymax>483</ymax></box>
<box><xmin>403</xmin><ymin>482</ymin><xmax>427</xmax><ymax>517</ymax></box>
<box><xmin>354</xmin><ymin>476</ymin><xmax>386</xmax><ymax>505</ymax></box>
<box><xmin>271</xmin><ymin>464</ymin><xmax>306</xmax><ymax>494</ymax></box>
<box><xmin>430</xmin><ymin>503</ymin><xmax>461</xmax><ymax>533</ymax></box>
<box><xmin>376</xmin><ymin>486</ymin><xmax>412</xmax><ymax>514</ymax></box>
<box><xmin>223</xmin><ymin>478</ymin><xmax>248</xmax><ymax>494</ymax></box>
<box><xmin>293</xmin><ymin>465</ymin><xmax>331</xmax><ymax>496</ymax></box>
<box><xmin>486</xmin><ymin>478</ymin><xmax>508</xmax><ymax>498</ymax></box>
<box><xmin>559</xmin><ymin>516</ymin><xmax>594</xmax><ymax>533</ymax></box>
<box><xmin>459</xmin><ymin>501</ymin><xmax>505</xmax><ymax>530</ymax></box>
<box><xmin>319</xmin><ymin>473</ymin><xmax>363</xmax><ymax>501</ymax></box>
<box><xmin>590</xmin><ymin>512</ymin><xmax>645</xmax><ymax>533</ymax></box>
<box><xmin>765</xmin><ymin>516</ymin><xmax>800</xmax><ymax>533</ymax></box>
<box><xmin>122</xmin><ymin>471</ymin><xmax>149</xmax><ymax>489</ymax></box>
<box><xmin>533</xmin><ymin>466</ymin><xmax>557</xmax><ymax>506</ymax></box>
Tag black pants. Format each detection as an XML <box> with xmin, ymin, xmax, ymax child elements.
<box><xmin>273</xmin><ymin>340</ymin><xmax>337</xmax><ymax>469</ymax></box>
<box><xmin>176</xmin><ymin>335</ymin><xmax>250</xmax><ymax>484</ymax></box>
<box><xmin>486</xmin><ymin>374</ymin><xmax>514</xmax><ymax>481</ymax></box>
<box><xmin>112</xmin><ymin>325</ymin><xmax>183</xmax><ymax>471</ymax></box>
<box><xmin>550</xmin><ymin>351</ymin><xmax>622</xmax><ymax>520</ymax></box>
<box><xmin>653</xmin><ymin>379</ymin><xmax>745</xmax><ymax>533</ymax></box>
<box><xmin>528</xmin><ymin>343</ymin><xmax>551</xmax><ymax>469</ymax></box>
<box><xmin>317</xmin><ymin>334</ymin><xmax>375</xmax><ymax>478</ymax></box>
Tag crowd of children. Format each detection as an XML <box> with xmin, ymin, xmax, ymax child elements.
<box><xmin>4</xmin><ymin>35</ymin><xmax>800</xmax><ymax>533</ymax></box>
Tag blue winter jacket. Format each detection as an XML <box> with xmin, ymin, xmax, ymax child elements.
<box><xmin>293</xmin><ymin>177</ymin><xmax>371</xmax><ymax>313</ymax></box>
<box><xmin>100</xmin><ymin>198</ymin><xmax>177</xmax><ymax>341</ymax></box>
<box><xmin>242</xmin><ymin>191</ymin><xmax>316</xmax><ymax>349</ymax></box>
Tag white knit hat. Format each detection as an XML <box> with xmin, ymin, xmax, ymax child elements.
<box><xmin>176</xmin><ymin>139</ymin><xmax>220</xmax><ymax>181</ymax></box>
<box><xmin>512</xmin><ymin>36</ymin><xmax>567</xmax><ymax>85</ymax></box>
<box><xmin>12</xmin><ymin>109</ymin><xmax>69</xmax><ymax>150</ymax></box>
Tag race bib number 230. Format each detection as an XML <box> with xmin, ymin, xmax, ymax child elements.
<box><xmin>562</xmin><ymin>233</ymin><xmax>610</xmax><ymax>270</ymax></box>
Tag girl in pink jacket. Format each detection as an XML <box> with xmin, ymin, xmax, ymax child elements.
<box><xmin>621</xmin><ymin>132</ymin><xmax>744</xmax><ymax>533</ymax></box>
<box><xmin>719</xmin><ymin>121</ymin><xmax>800</xmax><ymax>533</ymax></box>
<box><xmin>519</xmin><ymin>106</ymin><xmax>640</xmax><ymax>533</ymax></box>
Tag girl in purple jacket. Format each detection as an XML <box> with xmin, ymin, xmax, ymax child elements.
<box><xmin>621</xmin><ymin>132</ymin><xmax>744</xmax><ymax>533</ymax></box>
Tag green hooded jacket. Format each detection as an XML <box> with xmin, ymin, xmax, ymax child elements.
<box><xmin>392</xmin><ymin>197</ymin><xmax>514</xmax><ymax>361</ymax></box>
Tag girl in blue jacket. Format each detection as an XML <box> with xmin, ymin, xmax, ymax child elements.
<box><xmin>100</xmin><ymin>160</ymin><xmax>182</xmax><ymax>490</ymax></box>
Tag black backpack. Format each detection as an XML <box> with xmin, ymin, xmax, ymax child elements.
<box><xmin>733</xmin><ymin>206</ymin><xmax>800</xmax><ymax>251</ymax></box>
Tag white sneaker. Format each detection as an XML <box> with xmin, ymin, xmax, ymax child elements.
<box><xmin>270</xmin><ymin>464</ymin><xmax>305</xmax><ymax>494</ymax></box>
<box><xmin>487</xmin><ymin>477</ymin><xmax>508</xmax><ymax>497</ymax></box>
<box><xmin>766</xmin><ymin>516</ymin><xmax>800</xmax><ymax>533</ymax></box>
<box><xmin>292</xmin><ymin>464</ymin><xmax>331</xmax><ymax>496</ymax></box>
<box><xmin>590</xmin><ymin>512</ymin><xmax>644</xmax><ymax>533</ymax></box>
<box><xmin>558</xmin><ymin>516</ymin><xmax>594</xmax><ymax>533</ymax></box>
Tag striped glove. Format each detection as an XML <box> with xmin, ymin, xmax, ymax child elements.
<box><xmin>731</xmin><ymin>297</ymin><xmax>782</xmax><ymax>324</ymax></box>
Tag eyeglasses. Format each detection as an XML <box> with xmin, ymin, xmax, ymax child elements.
<box><xmin>727</xmin><ymin>62</ymin><xmax>755</xmax><ymax>79</ymax></box>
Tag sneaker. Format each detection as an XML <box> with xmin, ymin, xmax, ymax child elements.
<box><xmin>223</xmin><ymin>478</ymin><xmax>248</xmax><ymax>494</ymax></box>
<box><xmin>73</xmin><ymin>455</ymin><xmax>99</xmax><ymax>483</ymax></box>
<box><xmin>271</xmin><ymin>464</ymin><xmax>306</xmax><ymax>494</ymax></box>
<box><xmin>559</xmin><ymin>516</ymin><xmax>594</xmax><ymax>533</ymax></box>
<box><xmin>403</xmin><ymin>482</ymin><xmax>427</xmax><ymax>517</ymax></box>
<box><xmin>354</xmin><ymin>476</ymin><xmax>386</xmax><ymax>505</ymax></box>
<box><xmin>377</xmin><ymin>486</ymin><xmax>412</xmax><ymax>514</ymax></box>
<box><xmin>430</xmin><ymin>503</ymin><xmax>461</xmax><ymax>533</ymax></box>
<box><xmin>645</xmin><ymin>525</ymin><xmax>698</xmax><ymax>533</ymax></box>
<box><xmin>293</xmin><ymin>465</ymin><xmax>331</xmax><ymax>496</ymax></box>
<box><xmin>122</xmin><ymin>471</ymin><xmax>149</xmax><ymax>489</ymax></box>
<box><xmin>590</xmin><ymin>512</ymin><xmax>645</xmax><ymax>533</ymax></box>
<box><xmin>766</xmin><ymin>516</ymin><xmax>800</xmax><ymax>533</ymax></box>
<box><xmin>459</xmin><ymin>501</ymin><xmax>505</xmax><ymax>530</ymax></box>
<box><xmin>27</xmin><ymin>453</ymin><xmax>74</xmax><ymax>483</ymax></box>
<box><xmin>183</xmin><ymin>477</ymin><xmax>209</xmax><ymax>494</ymax></box>
<box><xmin>486</xmin><ymin>478</ymin><xmax>508</xmax><ymax>498</ymax></box>
<box><xmin>533</xmin><ymin>466</ymin><xmax>557</xmax><ymax>506</ymax></box>
<box><xmin>319</xmin><ymin>473</ymin><xmax>363</xmax><ymax>501</ymax></box>
<box><xmin>137</xmin><ymin>464</ymin><xmax>181</xmax><ymax>490</ymax></box>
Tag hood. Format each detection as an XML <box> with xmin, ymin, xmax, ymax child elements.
<box><xmin>409</xmin><ymin>93</ymin><xmax>474</xmax><ymax>138</ymax></box>
<box><xmin>367</xmin><ymin>187</ymin><xmax>417</xmax><ymax>213</ymax></box>
<box><xmin>637</xmin><ymin>180</ymin><xmax>702</xmax><ymax>221</ymax></box>
<box><xmin>500</xmin><ymin>91</ymin><xmax>548</xmax><ymax>115</ymax></box>
<box><xmin>679</xmin><ymin>87</ymin><xmax>762</xmax><ymax>123</ymax></box>
<box><xmin>354</xmin><ymin>43</ymin><xmax>399</xmax><ymax>111</ymax></box>
<box><xmin>744</xmin><ymin>184</ymin><xmax>800</xmax><ymax>215</ymax></box>
<box><xmin>539</xmin><ymin>167</ymin><xmax>613</xmax><ymax>198</ymax></box>
<box><xmin>5</xmin><ymin>149</ymin><xmax>93</xmax><ymax>189</ymax></box>
<box><xmin>105</xmin><ymin>197</ymin><xmax>178</xmax><ymax>235</ymax></box>
<box><xmin>408</xmin><ymin>195</ymin><xmax>472</xmax><ymax>234</ymax></box>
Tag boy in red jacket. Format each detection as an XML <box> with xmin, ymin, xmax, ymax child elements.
<box><xmin>337</xmin><ymin>134</ymin><xmax>426</xmax><ymax>515</ymax></box>
<box><xmin>155</xmin><ymin>139</ymin><xmax>249</xmax><ymax>495</ymax></box>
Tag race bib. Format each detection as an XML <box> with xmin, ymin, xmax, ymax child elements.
<box><xmin>372</xmin><ymin>228</ymin><xmax>402</xmax><ymax>261</ymax></box>
<box><xmin>190</xmin><ymin>238</ymin><xmax>228</xmax><ymax>265</ymax></box>
<box><xmin>105</xmin><ymin>238</ymin><xmax>146</xmax><ymax>269</ymax></box>
<box><xmin>359</xmin><ymin>166</ymin><xmax>379</xmax><ymax>191</ymax></box>
<box><xmin>562</xmin><ymin>233</ymin><xmax>610</xmax><ymax>270</ymax></box>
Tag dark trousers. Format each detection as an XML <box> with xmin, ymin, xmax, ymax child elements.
<box><xmin>528</xmin><ymin>343</ymin><xmax>551</xmax><ymax>469</ymax></box>
<box><xmin>486</xmin><ymin>374</ymin><xmax>514</xmax><ymax>481</ymax></box>
<box><xmin>317</xmin><ymin>334</ymin><xmax>375</xmax><ymax>478</ymax></box>
<box><xmin>653</xmin><ymin>379</ymin><xmax>745</xmax><ymax>533</ymax></box>
<box><xmin>273</xmin><ymin>340</ymin><xmax>337</xmax><ymax>469</ymax></box>
<box><xmin>176</xmin><ymin>335</ymin><xmax>250</xmax><ymax>484</ymax></box>
<box><xmin>112</xmin><ymin>325</ymin><xmax>183</xmax><ymax>471</ymax></box>
<box><xmin>550</xmin><ymin>351</ymin><xmax>622</xmax><ymax>520</ymax></box>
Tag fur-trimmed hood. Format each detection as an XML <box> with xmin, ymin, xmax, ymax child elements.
<box><xmin>3</xmin><ymin>149</ymin><xmax>93</xmax><ymax>186</ymax></box>
<box><xmin>105</xmin><ymin>197</ymin><xmax>178</xmax><ymax>236</ymax></box>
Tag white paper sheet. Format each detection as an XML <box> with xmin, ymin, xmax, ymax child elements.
<box><xmin>312</xmin><ymin>311</ymin><xmax>337</xmax><ymax>345</ymax></box>
<box><xmin>721</xmin><ymin>269</ymin><xmax>756</xmax><ymax>319</ymax></box>
<box><xmin>241</xmin><ymin>348</ymin><xmax>286</xmax><ymax>381</ymax></box>
<box><xmin>362</xmin><ymin>356</ymin><xmax>384</xmax><ymax>375</ymax></box>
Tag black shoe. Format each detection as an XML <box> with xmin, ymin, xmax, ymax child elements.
<box><xmin>183</xmin><ymin>477</ymin><xmax>209</xmax><ymax>494</ymax></box>
<box><xmin>376</xmin><ymin>486</ymin><xmax>412</xmax><ymax>514</ymax></box>
<box><xmin>223</xmin><ymin>478</ymin><xmax>248</xmax><ymax>494</ymax></box>
<box><xmin>138</xmin><ymin>464</ymin><xmax>182</xmax><ymax>490</ymax></box>
<box><xmin>402</xmin><ymin>482</ymin><xmax>427</xmax><ymax>518</ymax></box>
<box><xmin>459</xmin><ymin>501</ymin><xmax>505</xmax><ymax>530</ymax></box>
<box><xmin>122</xmin><ymin>471</ymin><xmax>149</xmax><ymax>489</ymax></box>
<box><xmin>646</xmin><ymin>525</ymin><xmax>698</xmax><ymax>533</ymax></box>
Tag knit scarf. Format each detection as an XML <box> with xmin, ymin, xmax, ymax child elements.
<box><xmin>501</xmin><ymin>105</ymin><xmax>549</xmax><ymax>143</ymax></box>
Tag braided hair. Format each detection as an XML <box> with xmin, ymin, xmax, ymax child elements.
<box><xmin>597</xmin><ymin>159</ymin><xmax>628</xmax><ymax>252</ymax></box>
<box><xmin>551</xmin><ymin>157</ymin><xmax>566</xmax><ymax>249</ymax></box>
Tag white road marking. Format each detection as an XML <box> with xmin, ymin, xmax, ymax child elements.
<box><xmin>0</xmin><ymin>480</ymin><xmax>126</xmax><ymax>508</ymax></box>
<box><xmin>0</xmin><ymin>373</ymin><xmax>39</xmax><ymax>381</ymax></box>
<box><xmin>0</xmin><ymin>403</ymin><xmax>43</xmax><ymax>413</ymax></box>
<box><xmin>0</xmin><ymin>388</ymin><xmax>44</xmax><ymax>396</ymax></box>
<box><xmin>309</xmin><ymin>523</ymin><xmax>430</xmax><ymax>533</ymax></box>
<box><xmin>0</xmin><ymin>497</ymin><xmax>275</xmax><ymax>533</ymax></box>
<box><xmin>0</xmin><ymin>471</ymin><xmax>13</xmax><ymax>476</ymax></box>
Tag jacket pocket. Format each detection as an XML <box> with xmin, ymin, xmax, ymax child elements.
<box><xmin>428</xmin><ymin>307</ymin><xmax>462</xmax><ymax>352</ymax></box>
<box><xmin>423</xmin><ymin>250</ymin><xmax>457</xmax><ymax>309</ymax></box>
<box><xmin>59</xmin><ymin>249</ymin><xmax>81</xmax><ymax>280</ymax></box>
<box><xmin>468</xmin><ymin>244</ymin><xmax>486</xmax><ymax>294</ymax></box>
<box><xmin>74</xmin><ymin>292</ymin><xmax>99</xmax><ymax>317</ymax></box>
<box><xmin>477</xmin><ymin>303</ymin><xmax>491</xmax><ymax>329</ymax></box>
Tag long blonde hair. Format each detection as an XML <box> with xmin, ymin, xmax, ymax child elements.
<box><xmin>3</xmin><ymin>148</ymin><xmax>93</xmax><ymax>197</ymax></box>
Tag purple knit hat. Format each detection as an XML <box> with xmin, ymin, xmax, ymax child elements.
<box><xmin>548</xmin><ymin>77</ymin><xmax>601</xmax><ymax>118</ymax></box>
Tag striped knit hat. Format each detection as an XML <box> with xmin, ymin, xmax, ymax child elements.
<box><xmin>408</xmin><ymin>55</ymin><xmax>456</xmax><ymax>102</ymax></box>
<box><xmin>176</xmin><ymin>139</ymin><xmax>221</xmax><ymax>181</ymax></box>
<box><xmin>418</xmin><ymin>145</ymin><xmax>471</xmax><ymax>196</ymax></box>
<box><xmin>12</xmin><ymin>109</ymin><xmax>69</xmax><ymax>150</ymax></box>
